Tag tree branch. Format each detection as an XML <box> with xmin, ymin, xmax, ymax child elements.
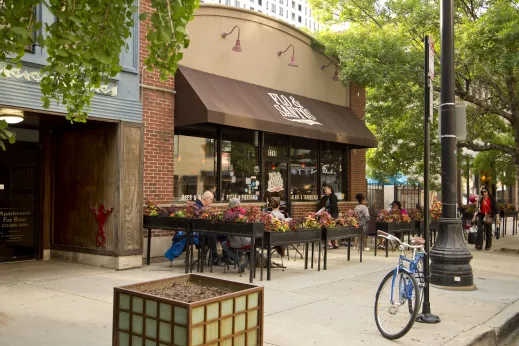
<box><xmin>455</xmin><ymin>89</ymin><xmax>514</xmax><ymax>123</ymax></box>
<box><xmin>458</xmin><ymin>141</ymin><xmax>515</xmax><ymax>156</ymax></box>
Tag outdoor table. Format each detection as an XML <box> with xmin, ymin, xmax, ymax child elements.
<box><xmin>191</xmin><ymin>219</ymin><xmax>264</xmax><ymax>284</ymax></box>
<box><xmin>499</xmin><ymin>211</ymin><xmax>518</xmax><ymax>237</ymax></box>
<box><xmin>255</xmin><ymin>229</ymin><xmax>322</xmax><ymax>281</ymax></box>
<box><xmin>375</xmin><ymin>222</ymin><xmax>414</xmax><ymax>257</ymax></box>
<box><xmin>321</xmin><ymin>227</ymin><xmax>365</xmax><ymax>269</ymax></box>
<box><xmin>143</xmin><ymin>216</ymin><xmax>191</xmax><ymax>266</ymax></box>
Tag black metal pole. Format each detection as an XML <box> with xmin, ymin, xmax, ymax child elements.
<box><xmin>429</xmin><ymin>0</ymin><xmax>474</xmax><ymax>288</ymax></box>
<box><xmin>466</xmin><ymin>157</ymin><xmax>470</xmax><ymax>203</ymax></box>
<box><xmin>416</xmin><ymin>36</ymin><xmax>440</xmax><ymax>324</ymax></box>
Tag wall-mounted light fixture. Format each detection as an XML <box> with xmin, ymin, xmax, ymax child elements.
<box><xmin>0</xmin><ymin>108</ymin><xmax>24</xmax><ymax>124</ymax></box>
<box><xmin>221</xmin><ymin>25</ymin><xmax>242</xmax><ymax>52</ymax></box>
<box><xmin>320</xmin><ymin>60</ymin><xmax>339</xmax><ymax>81</ymax></box>
<box><xmin>277</xmin><ymin>44</ymin><xmax>297</xmax><ymax>67</ymax></box>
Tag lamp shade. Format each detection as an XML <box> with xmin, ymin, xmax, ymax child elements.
<box><xmin>0</xmin><ymin>108</ymin><xmax>24</xmax><ymax>124</ymax></box>
<box><xmin>289</xmin><ymin>55</ymin><xmax>298</xmax><ymax>67</ymax></box>
<box><xmin>332</xmin><ymin>70</ymin><xmax>339</xmax><ymax>81</ymax></box>
<box><xmin>232</xmin><ymin>39</ymin><xmax>242</xmax><ymax>52</ymax></box>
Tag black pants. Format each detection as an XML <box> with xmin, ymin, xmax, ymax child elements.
<box><xmin>476</xmin><ymin>214</ymin><xmax>492</xmax><ymax>249</ymax></box>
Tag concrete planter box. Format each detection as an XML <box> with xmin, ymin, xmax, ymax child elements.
<box><xmin>143</xmin><ymin>216</ymin><xmax>191</xmax><ymax>230</ymax></box>
<box><xmin>113</xmin><ymin>274</ymin><xmax>264</xmax><ymax>346</ymax></box>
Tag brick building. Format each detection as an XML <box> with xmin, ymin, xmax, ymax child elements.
<box><xmin>140</xmin><ymin>3</ymin><xmax>377</xmax><ymax>258</ymax></box>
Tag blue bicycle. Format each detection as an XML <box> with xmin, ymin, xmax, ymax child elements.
<box><xmin>374</xmin><ymin>230</ymin><xmax>426</xmax><ymax>340</ymax></box>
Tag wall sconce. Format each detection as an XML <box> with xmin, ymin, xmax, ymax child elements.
<box><xmin>277</xmin><ymin>44</ymin><xmax>297</xmax><ymax>67</ymax></box>
<box><xmin>221</xmin><ymin>25</ymin><xmax>242</xmax><ymax>52</ymax></box>
<box><xmin>0</xmin><ymin>108</ymin><xmax>24</xmax><ymax>124</ymax></box>
<box><xmin>320</xmin><ymin>60</ymin><xmax>339</xmax><ymax>81</ymax></box>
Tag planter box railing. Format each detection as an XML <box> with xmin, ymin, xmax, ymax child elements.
<box><xmin>113</xmin><ymin>274</ymin><xmax>264</xmax><ymax>346</ymax></box>
<box><xmin>190</xmin><ymin>220</ymin><xmax>265</xmax><ymax>284</ymax></box>
<box><xmin>255</xmin><ymin>229</ymin><xmax>322</xmax><ymax>281</ymax></box>
<box><xmin>375</xmin><ymin>222</ymin><xmax>414</xmax><ymax>257</ymax></box>
<box><xmin>321</xmin><ymin>227</ymin><xmax>365</xmax><ymax>269</ymax></box>
<box><xmin>499</xmin><ymin>211</ymin><xmax>518</xmax><ymax>236</ymax></box>
<box><xmin>143</xmin><ymin>216</ymin><xmax>192</xmax><ymax>266</ymax></box>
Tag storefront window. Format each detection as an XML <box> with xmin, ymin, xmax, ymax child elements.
<box><xmin>221</xmin><ymin>128</ymin><xmax>260</xmax><ymax>201</ymax></box>
<box><xmin>173</xmin><ymin>135</ymin><xmax>217</xmax><ymax>202</ymax></box>
<box><xmin>321</xmin><ymin>146</ymin><xmax>344</xmax><ymax>200</ymax></box>
<box><xmin>290</xmin><ymin>139</ymin><xmax>318</xmax><ymax>201</ymax></box>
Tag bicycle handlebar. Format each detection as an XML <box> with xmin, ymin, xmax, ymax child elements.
<box><xmin>377</xmin><ymin>230</ymin><xmax>425</xmax><ymax>251</ymax></box>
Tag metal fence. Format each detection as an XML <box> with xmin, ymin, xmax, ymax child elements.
<box><xmin>367</xmin><ymin>183</ymin><xmax>385</xmax><ymax>216</ymax></box>
<box><xmin>396</xmin><ymin>184</ymin><xmax>422</xmax><ymax>211</ymax></box>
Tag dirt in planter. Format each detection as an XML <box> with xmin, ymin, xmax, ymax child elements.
<box><xmin>141</xmin><ymin>281</ymin><xmax>238</xmax><ymax>303</ymax></box>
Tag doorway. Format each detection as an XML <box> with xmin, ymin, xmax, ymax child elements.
<box><xmin>0</xmin><ymin>142</ymin><xmax>40</xmax><ymax>263</ymax></box>
<box><xmin>263</xmin><ymin>134</ymin><xmax>290</xmax><ymax>212</ymax></box>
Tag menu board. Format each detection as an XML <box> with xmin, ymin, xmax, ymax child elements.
<box><xmin>0</xmin><ymin>209</ymin><xmax>36</xmax><ymax>262</ymax></box>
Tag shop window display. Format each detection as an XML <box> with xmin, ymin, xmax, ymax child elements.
<box><xmin>173</xmin><ymin>135</ymin><xmax>217</xmax><ymax>202</ymax></box>
<box><xmin>290</xmin><ymin>140</ymin><xmax>318</xmax><ymax>201</ymax></box>
<box><xmin>321</xmin><ymin>147</ymin><xmax>344</xmax><ymax>200</ymax></box>
<box><xmin>221</xmin><ymin>129</ymin><xmax>260</xmax><ymax>201</ymax></box>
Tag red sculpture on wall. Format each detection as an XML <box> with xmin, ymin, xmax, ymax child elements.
<box><xmin>90</xmin><ymin>204</ymin><xmax>113</xmax><ymax>247</ymax></box>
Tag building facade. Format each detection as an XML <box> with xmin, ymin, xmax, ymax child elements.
<box><xmin>141</xmin><ymin>4</ymin><xmax>376</xmax><ymax>258</ymax></box>
<box><xmin>0</xmin><ymin>4</ymin><xmax>144</xmax><ymax>268</ymax></box>
<box><xmin>201</xmin><ymin>0</ymin><xmax>323</xmax><ymax>31</ymax></box>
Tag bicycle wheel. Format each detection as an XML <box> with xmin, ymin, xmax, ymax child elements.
<box><xmin>375</xmin><ymin>270</ymin><xmax>420</xmax><ymax>340</ymax></box>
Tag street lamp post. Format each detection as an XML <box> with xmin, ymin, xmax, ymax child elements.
<box><xmin>429</xmin><ymin>0</ymin><xmax>474</xmax><ymax>288</ymax></box>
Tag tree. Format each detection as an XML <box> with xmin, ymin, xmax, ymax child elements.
<box><xmin>311</xmin><ymin>0</ymin><xmax>519</xmax><ymax>204</ymax></box>
<box><xmin>0</xmin><ymin>0</ymin><xmax>198</xmax><ymax>148</ymax></box>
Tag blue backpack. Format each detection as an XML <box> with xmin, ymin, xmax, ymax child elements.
<box><xmin>164</xmin><ymin>231</ymin><xmax>200</xmax><ymax>262</ymax></box>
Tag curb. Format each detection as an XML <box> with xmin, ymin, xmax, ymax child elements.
<box><xmin>499</xmin><ymin>248</ymin><xmax>519</xmax><ymax>254</ymax></box>
<box><xmin>443</xmin><ymin>300</ymin><xmax>519</xmax><ymax>346</ymax></box>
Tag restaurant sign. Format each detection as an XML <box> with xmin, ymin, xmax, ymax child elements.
<box><xmin>268</xmin><ymin>93</ymin><xmax>322</xmax><ymax>126</ymax></box>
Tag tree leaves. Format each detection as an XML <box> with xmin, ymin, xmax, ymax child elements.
<box><xmin>0</xmin><ymin>0</ymin><xmax>198</xmax><ymax>129</ymax></box>
<box><xmin>312</xmin><ymin>0</ymin><xmax>519</xmax><ymax>187</ymax></box>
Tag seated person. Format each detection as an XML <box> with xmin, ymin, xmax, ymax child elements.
<box><xmin>270</xmin><ymin>198</ymin><xmax>285</xmax><ymax>220</ymax></box>
<box><xmin>221</xmin><ymin>198</ymin><xmax>251</xmax><ymax>273</ymax></box>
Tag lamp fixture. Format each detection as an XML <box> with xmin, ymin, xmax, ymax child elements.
<box><xmin>221</xmin><ymin>25</ymin><xmax>242</xmax><ymax>52</ymax></box>
<box><xmin>320</xmin><ymin>60</ymin><xmax>339</xmax><ymax>81</ymax></box>
<box><xmin>0</xmin><ymin>108</ymin><xmax>24</xmax><ymax>124</ymax></box>
<box><xmin>277</xmin><ymin>44</ymin><xmax>297</xmax><ymax>67</ymax></box>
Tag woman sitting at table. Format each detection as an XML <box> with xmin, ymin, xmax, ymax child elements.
<box><xmin>221</xmin><ymin>198</ymin><xmax>251</xmax><ymax>273</ymax></box>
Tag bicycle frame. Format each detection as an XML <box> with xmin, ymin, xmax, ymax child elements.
<box><xmin>380</xmin><ymin>233</ymin><xmax>426</xmax><ymax>304</ymax></box>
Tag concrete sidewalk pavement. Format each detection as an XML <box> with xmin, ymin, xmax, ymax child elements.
<box><xmin>0</xmin><ymin>236</ymin><xmax>519</xmax><ymax>346</ymax></box>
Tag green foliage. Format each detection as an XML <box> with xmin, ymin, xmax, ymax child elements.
<box><xmin>0</xmin><ymin>119</ymin><xmax>16</xmax><ymax>151</ymax></box>
<box><xmin>0</xmin><ymin>0</ymin><xmax>198</xmax><ymax>124</ymax></box>
<box><xmin>312</xmin><ymin>0</ymin><xmax>519</xmax><ymax>188</ymax></box>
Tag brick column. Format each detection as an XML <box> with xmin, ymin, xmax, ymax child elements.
<box><xmin>140</xmin><ymin>0</ymin><xmax>175</xmax><ymax>204</ymax></box>
<box><xmin>348</xmin><ymin>82</ymin><xmax>368</xmax><ymax>200</ymax></box>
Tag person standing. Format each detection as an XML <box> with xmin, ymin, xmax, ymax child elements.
<box><xmin>323</xmin><ymin>184</ymin><xmax>340</xmax><ymax>249</ymax></box>
<box><xmin>474</xmin><ymin>186</ymin><xmax>497</xmax><ymax>250</ymax></box>
<box><xmin>354</xmin><ymin>193</ymin><xmax>370</xmax><ymax>251</ymax></box>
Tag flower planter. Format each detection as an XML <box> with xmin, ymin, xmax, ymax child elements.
<box><xmin>264</xmin><ymin>228</ymin><xmax>322</xmax><ymax>245</ymax></box>
<box><xmin>113</xmin><ymin>274</ymin><xmax>264</xmax><ymax>346</ymax></box>
<box><xmin>143</xmin><ymin>216</ymin><xmax>191</xmax><ymax>230</ymax></box>
<box><xmin>321</xmin><ymin>227</ymin><xmax>365</xmax><ymax>269</ymax></box>
<box><xmin>212</xmin><ymin>222</ymin><xmax>264</xmax><ymax>238</ymax></box>
<box><xmin>376</xmin><ymin>222</ymin><xmax>413</xmax><ymax>233</ymax></box>
<box><xmin>191</xmin><ymin>219</ymin><xmax>214</xmax><ymax>232</ymax></box>
<box><xmin>500</xmin><ymin>211</ymin><xmax>518</xmax><ymax>218</ymax></box>
<box><xmin>321</xmin><ymin>227</ymin><xmax>363</xmax><ymax>241</ymax></box>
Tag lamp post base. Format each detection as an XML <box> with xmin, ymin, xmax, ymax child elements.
<box><xmin>430</xmin><ymin>218</ymin><xmax>474</xmax><ymax>288</ymax></box>
<box><xmin>416</xmin><ymin>313</ymin><xmax>441</xmax><ymax>324</ymax></box>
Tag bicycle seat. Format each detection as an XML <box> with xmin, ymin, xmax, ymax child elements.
<box><xmin>411</xmin><ymin>237</ymin><xmax>425</xmax><ymax>245</ymax></box>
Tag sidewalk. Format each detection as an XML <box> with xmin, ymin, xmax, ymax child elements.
<box><xmin>1</xmin><ymin>235</ymin><xmax>518</xmax><ymax>345</ymax></box>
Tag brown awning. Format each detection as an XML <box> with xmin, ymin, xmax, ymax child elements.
<box><xmin>175</xmin><ymin>66</ymin><xmax>378</xmax><ymax>148</ymax></box>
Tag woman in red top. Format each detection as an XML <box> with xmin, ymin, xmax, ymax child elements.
<box><xmin>475</xmin><ymin>186</ymin><xmax>497</xmax><ymax>250</ymax></box>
